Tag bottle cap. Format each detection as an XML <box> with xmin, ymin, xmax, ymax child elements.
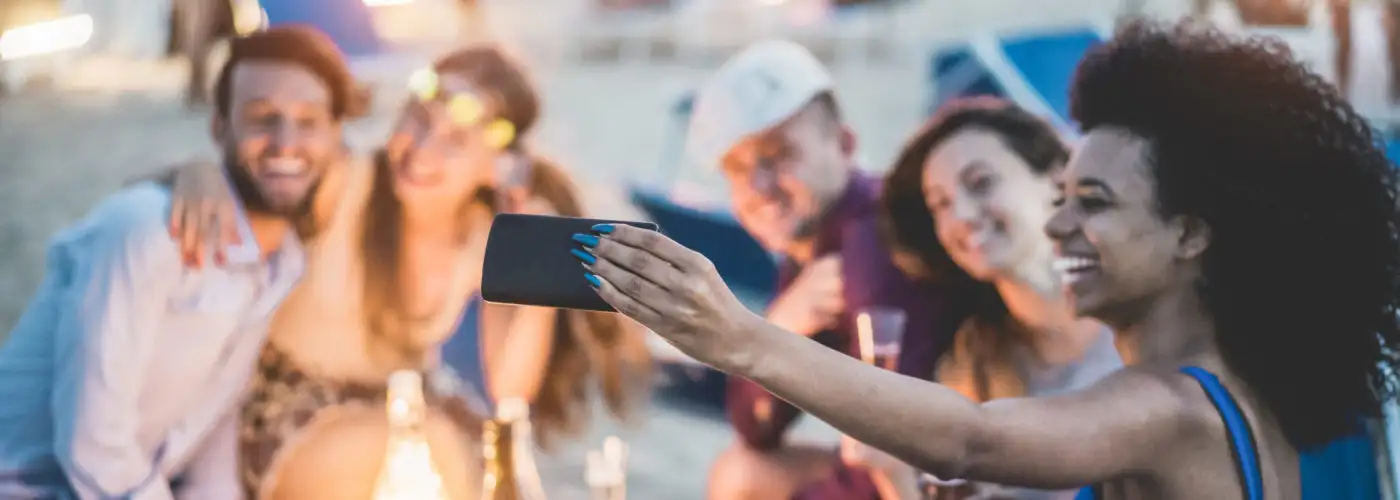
<box><xmin>388</xmin><ymin>370</ymin><xmax>423</xmax><ymax>397</ymax></box>
<box><xmin>496</xmin><ymin>397</ymin><xmax>530</xmax><ymax>420</ymax></box>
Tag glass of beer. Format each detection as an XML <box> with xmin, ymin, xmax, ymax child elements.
<box><xmin>855</xmin><ymin>306</ymin><xmax>907</xmax><ymax>371</ymax></box>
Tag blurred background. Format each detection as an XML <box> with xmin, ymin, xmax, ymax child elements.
<box><xmin>4</xmin><ymin>0</ymin><xmax>1400</xmax><ymax>497</ymax></box>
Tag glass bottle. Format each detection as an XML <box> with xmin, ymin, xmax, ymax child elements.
<box><xmin>481</xmin><ymin>398</ymin><xmax>548</xmax><ymax>500</ymax></box>
<box><xmin>371</xmin><ymin>370</ymin><xmax>450</xmax><ymax>500</ymax></box>
<box><xmin>585</xmin><ymin>436</ymin><xmax>628</xmax><ymax>500</ymax></box>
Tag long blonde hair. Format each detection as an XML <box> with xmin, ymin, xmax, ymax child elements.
<box><xmin>359</xmin><ymin>45</ymin><xmax>652</xmax><ymax>442</ymax></box>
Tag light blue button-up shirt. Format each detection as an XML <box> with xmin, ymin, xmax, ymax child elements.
<box><xmin>0</xmin><ymin>182</ymin><xmax>305</xmax><ymax>500</ymax></box>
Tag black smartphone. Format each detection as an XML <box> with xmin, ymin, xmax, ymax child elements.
<box><xmin>481</xmin><ymin>213</ymin><xmax>660</xmax><ymax>312</ymax></box>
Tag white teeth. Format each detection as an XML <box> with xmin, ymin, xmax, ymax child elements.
<box><xmin>1054</xmin><ymin>257</ymin><xmax>1097</xmax><ymax>285</ymax></box>
<box><xmin>1052</xmin><ymin>257</ymin><xmax>1099</xmax><ymax>275</ymax></box>
<box><xmin>265</xmin><ymin>158</ymin><xmax>306</xmax><ymax>175</ymax></box>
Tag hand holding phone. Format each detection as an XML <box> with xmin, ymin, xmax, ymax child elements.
<box><xmin>481</xmin><ymin>214</ymin><xmax>659</xmax><ymax>312</ymax></box>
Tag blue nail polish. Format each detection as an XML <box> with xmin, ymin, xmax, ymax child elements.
<box><xmin>571</xmin><ymin>248</ymin><xmax>596</xmax><ymax>265</ymax></box>
<box><xmin>584</xmin><ymin>273</ymin><xmax>602</xmax><ymax>288</ymax></box>
<box><xmin>572</xmin><ymin>233</ymin><xmax>599</xmax><ymax>247</ymax></box>
<box><xmin>591</xmin><ymin>224</ymin><xmax>615</xmax><ymax>234</ymax></box>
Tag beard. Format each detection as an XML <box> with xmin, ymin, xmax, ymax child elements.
<box><xmin>223</xmin><ymin>148</ymin><xmax>323</xmax><ymax>237</ymax></box>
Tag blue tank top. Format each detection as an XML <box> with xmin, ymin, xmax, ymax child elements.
<box><xmin>1074</xmin><ymin>367</ymin><xmax>1381</xmax><ymax>500</ymax></box>
<box><xmin>440</xmin><ymin>296</ymin><xmax>493</xmax><ymax>413</ymax></box>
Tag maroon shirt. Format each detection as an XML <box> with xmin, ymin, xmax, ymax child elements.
<box><xmin>726</xmin><ymin>172</ymin><xmax>967</xmax><ymax>455</ymax></box>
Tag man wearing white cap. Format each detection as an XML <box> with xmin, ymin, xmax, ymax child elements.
<box><xmin>691</xmin><ymin>40</ymin><xmax>967</xmax><ymax>499</ymax></box>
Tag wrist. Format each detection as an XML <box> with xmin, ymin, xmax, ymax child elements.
<box><xmin>723</xmin><ymin>313</ymin><xmax>787</xmax><ymax>379</ymax></box>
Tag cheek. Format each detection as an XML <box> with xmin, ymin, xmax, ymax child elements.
<box><xmin>1086</xmin><ymin>217</ymin><xmax>1172</xmax><ymax>283</ymax></box>
<box><xmin>235</xmin><ymin>133</ymin><xmax>270</xmax><ymax>155</ymax></box>
<box><xmin>933</xmin><ymin>212</ymin><xmax>960</xmax><ymax>250</ymax></box>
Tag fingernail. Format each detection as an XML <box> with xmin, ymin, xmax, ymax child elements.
<box><xmin>584</xmin><ymin>273</ymin><xmax>602</xmax><ymax>288</ymax></box>
<box><xmin>572</xmin><ymin>233</ymin><xmax>599</xmax><ymax>248</ymax></box>
<box><xmin>571</xmin><ymin>248</ymin><xmax>596</xmax><ymax>265</ymax></box>
<box><xmin>591</xmin><ymin>224</ymin><xmax>615</xmax><ymax>234</ymax></box>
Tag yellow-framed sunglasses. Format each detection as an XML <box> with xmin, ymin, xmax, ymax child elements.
<box><xmin>408</xmin><ymin>68</ymin><xmax>517</xmax><ymax>150</ymax></box>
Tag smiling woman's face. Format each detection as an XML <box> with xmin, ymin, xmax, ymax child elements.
<box><xmin>384</xmin><ymin>73</ymin><xmax>501</xmax><ymax>206</ymax></box>
<box><xmin>1045</xmin><ymin>127</ymin><xmax>1200</xmax><ymax>322</ymax></box>
<box><xmin>922</xmin><ymin>128</ymin><xmax>1059</xmax><ymax>282</ymax></box>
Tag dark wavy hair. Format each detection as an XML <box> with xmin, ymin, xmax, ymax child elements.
<box><xmin>1070</xmin><ymin>20</ymin><xmax>1400</xmax><ymax>448</ymax></box>
<box><xmin>881</xmin><ymin>98</ymin><xmax>1069</xmax><ymax>342</ymax></box>
<box><xmin>214</xmin><ymin>26</ymin><xmax>360</xmax><ymax>119</ymax></box>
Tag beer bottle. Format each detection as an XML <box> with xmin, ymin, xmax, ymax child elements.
<box><xmin>372</xmin><ymin>371</ymin><xmax>450</xmax><ymax>500</ymax></box>
<box><xmin>481</xmin><ymin>398</ymin><xmax>547</xmax><ymax>500</ymax></box>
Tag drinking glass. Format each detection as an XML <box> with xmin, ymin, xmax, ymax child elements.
<box><xmin>855</xmin><ymin>306</ymin><xmax>907</xmax><ymax>371</ymax></box>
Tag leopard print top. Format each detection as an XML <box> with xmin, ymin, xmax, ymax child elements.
<box><xmin>238</xmin><ymin>345</ymin><xmax>488</xmax><ymax>497</ymax></box>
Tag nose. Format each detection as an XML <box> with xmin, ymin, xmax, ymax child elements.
<box><xmin>1044</xmin><ymin>203</ymin><xmax>1076</xmax><ymax>242</ymax></box>
<box><xmin>749</xmin><ymin>168</ymin><xmax>778</xmax><ymax>197</ymax></box>
<box><xmin>267</xmin><ymin>122</ymin><xmax>300</xmax><ymax>157</ymax></box>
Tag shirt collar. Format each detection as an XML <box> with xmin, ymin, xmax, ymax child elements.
<box><xmin>220</xmin><ymin>171</ymin><xmax>304</xmax><ymax>268</ymax></box>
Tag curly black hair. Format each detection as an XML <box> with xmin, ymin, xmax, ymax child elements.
<box><xmin>881</xmin><ymin>98</ymin><xmax>1069</xmax><ymax>336</ymax></box>
<box><xmin>1071</xmin><ymin>20</ymin><xmax>1400</xmax><ymax>449</ymax></box>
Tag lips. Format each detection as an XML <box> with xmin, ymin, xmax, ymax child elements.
<box><xmin>259</xmin><ymin>157</ymin><xmax>311</xmax><ymax>187</ymax></box>
<box><xmin>1052</xmin><ymin>255</ymin><xmax>1100</xmax><ymax>284</ymax></box>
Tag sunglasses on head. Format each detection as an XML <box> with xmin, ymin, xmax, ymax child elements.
<box><xmin>408</xmin><ymin>68</ymin><xmax>517</xmax><ymax>150</ymax></box>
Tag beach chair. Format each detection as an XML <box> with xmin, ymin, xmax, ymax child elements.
<box><xmin>259</xmin><ymin>0</ymin><xmax>386</xmax><ymax>56</ymax></box>
<box><xmin>929</xmin><ymin>24</ymin><xmax>1106</xmax><ymax>137</ymax></box>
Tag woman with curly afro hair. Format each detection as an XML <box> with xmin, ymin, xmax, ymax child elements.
<box><xmin>573</xmin><ymin>18</ymin><xmax>1400</xmax><ymax>499</ymax></box>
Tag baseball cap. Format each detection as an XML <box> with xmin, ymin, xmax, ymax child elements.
<box><xmin>686</xmin><ymin>40</ymin><xmax>835</xmax><ymax>171</ymax></box>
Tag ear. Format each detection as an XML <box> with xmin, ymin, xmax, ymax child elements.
<box><xmin>838</xmin><ymin>125</ymin><xmax>857</xmax><ymax>159</ymax></box>
<box><xmin>1172</xmin><ymin>215</ymin><xmax>1211</xmax><ymax>260</ymax></box>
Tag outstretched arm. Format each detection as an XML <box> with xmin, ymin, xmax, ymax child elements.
<box><xmin>580</xmin><ymin>224</ymin><xmax>1196</xmax><ymax>489</ymax></box>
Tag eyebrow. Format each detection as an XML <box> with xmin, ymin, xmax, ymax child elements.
<box><xmin>1076</xmin><ymin>177</ymin><xmax>1116</xmax><ymax>197</ymax></box>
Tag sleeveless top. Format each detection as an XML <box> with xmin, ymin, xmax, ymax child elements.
<box><xmin>1074</xmin><ymin>367</ymin><xmax>1382</xmax><ymax>500</ymax></box>
<box><xmin>441</xmin><ymin>295</ymin><xmax>493</xmax><ymax>412</ymax></box>
<box><xmin>936</xmin><ymin>325</ymin><xmax>1123</xmax><ymax>500</ymax></box>
<box><xmin>237</xmin><ymin>160</ymin><xmax>491</xmax><ymax>497</ymax></box>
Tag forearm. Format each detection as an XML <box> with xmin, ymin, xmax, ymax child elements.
<box><xmin>484</xmin><ymin>305</ymin><xmax>557</xmax><ymax>402</ymax></box>
<box><xmin>724</xmin><ymin>377</ymin><xmax>801</xmax><ymax>450</ymax></box>
<box><xmin>741</xmin><ymin>317</ymin><xmax>983</xmax><ymax>479</ymax></box>
<box><xmin>726</xmin><ymin>328</ymin><xmax>848</xmax><ymax>449</ymax></box>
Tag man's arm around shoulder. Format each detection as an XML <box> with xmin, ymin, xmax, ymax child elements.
<box><xmin>51</xmin><ymin>185</ymin><xmax>183</xmax><ymax>500</ymax></box>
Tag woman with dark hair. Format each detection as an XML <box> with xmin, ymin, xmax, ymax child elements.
<box><xmin>869</xmin><ymin>98</ymin><xmax>1121</xmax><ymax>498</ymax></box>
<box><xmin>164</xmin><ymin>44</ymin><xmax>651</xmax><ymax>498</ymax></box>
<box><xmin>574</xmin><ymin>20</ymin><xmax>1400</xmax><ymax>498</ymax></box>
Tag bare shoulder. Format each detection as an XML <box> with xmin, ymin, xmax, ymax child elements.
<box><xmin>1071</xmin><ymin>367</ymin><xmax>1220</xmax><ymax>468</ymax></box>
<box><xmin>965</xmin><ymin>366</ymin><xmax>1214</xmax><ymax>488</ymax></box>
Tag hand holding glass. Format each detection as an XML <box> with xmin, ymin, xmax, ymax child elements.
<box><xmin>855</xmin><ymin>306</ymin><xmax>907</xmax><ymax>371</ymax></box>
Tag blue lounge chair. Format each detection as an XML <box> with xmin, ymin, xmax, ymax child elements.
<box><xmin>928</xmin><ymin>25</ymin><xmax>1107</xmax><ymax>136</ymax></box>
<box><xmin>258</xmin><ymin>0</ymin><xmax>386</xmax><ymax>56</ymax></box>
